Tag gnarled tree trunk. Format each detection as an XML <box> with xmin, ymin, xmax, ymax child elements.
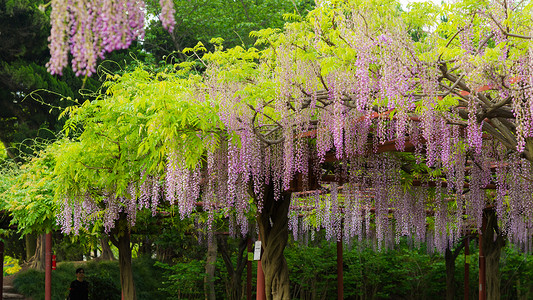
<box><xmin>255</xmin><ymin>185</ymin><xmax>291</xmax><ymax>300</ymax></box>
<box><xmin>27</xmin><ymin>233</ymin><xmax>45</xmax><ymax>270</ymax></box>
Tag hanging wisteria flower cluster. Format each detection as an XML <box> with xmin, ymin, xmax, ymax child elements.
<box><xmin>57</xmin><ymin>173</ymin><xmax>163</xmax><ymax>234</ymax></box>
<box><xmin>288</xmin><ymin>150</ymin><xmax>533</xmax><ymax>254</ymax></box>
<box><xmin>47</xmin><ymin>0</ymin><xmax>175</xmax><ymax>76</ymax></box>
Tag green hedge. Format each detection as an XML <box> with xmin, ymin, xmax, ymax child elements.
<box><xmin>12</xmin><ymin>242</ymin><xmax>533</xmax><ymax>299</ymax></box>
<box><xmin>13</xmin><ymin>257</ymin><xmax>168</xmax><ymax>300</ymax></box>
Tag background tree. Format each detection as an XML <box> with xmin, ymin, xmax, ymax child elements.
<box><xmin>0</xmin><ymin>0</ymin><xmax>95</xmax><ymax>158</ymax></box>
<box><xmin>143</xmin><ymin>0</ymin><xmax>314</xmax><ymax>61</ymax></box>
<box><xmin>0</xmin><ymin>143</ymin><xmax>59</xmax><ymax>269</ymax></box>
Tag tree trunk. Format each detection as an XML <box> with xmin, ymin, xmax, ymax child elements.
<box><xmin>482</xmin><ymin>210</ymin><xmax>505</xmax><ymax>300</ymax></box>
<box><xmin>138</xmin><ymin>237</ymin><xmax>152</xmax><ymax>257</ymax></box>
<box><xmin>110</xmin><ymin>214</ymin><xmax>137</xmax><ymax>300</ymax></box>
<box><xmin>255</xmin><ymin>185</ymin><xmax>291</xmax><ymax>300</ymax></box>
<box><xmin>218</xmin><ymin>235</ymin><xmax>248</xmax><ymax>300</ymax></box>
<box><xmin>25</xmin><ymin>234</ymin><xmax>37</xmax><ymax>262</ymax></box>
<box><xmin>27</xmin><ymin>233</ymin><xmax>45</xmax><ymax>270</ymax></box>
<box><xmin>100</xmin><ymin>236</ymin><xmax>115</xmax><ymax>260</ymax></box>
<box><xmin>204</xmin><ymin>236</ymin><xmax>217</xmax><ymax>300</ymax></box>
<box><xmin>115</xmin><ymin>231</ymin><xmax>136</xmax><ymax>300</ymax></box>
<box><xmin>0</xmin><ymin>138</ymin><xmax>15</xmax><ymax>159</ymax></box>
<box><xmin>444</xmin><ymin>239</ymin><xmax>467</xmax><ymax>300</ymax></box>
<box><xmin>155</xmin><ymin>246</ymin><xmax>174</xmax><ymax>263</ymax></box>
<box><xmin>516</xmin><ymin>278</ymin><xmax>526</xmax><ymax>300</ymax></box>
<box><xmin>445</xmin><ymin>247</ymin><xmax>456</xmax><ymax>300</ymax></box>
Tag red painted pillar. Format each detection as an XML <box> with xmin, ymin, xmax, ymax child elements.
<box><xmin>247</xmin><ymin>237</ymin><xmax>252</xmax><ymax>300</ymax></box>
<box><xmin>464</xmin><ymin>236</ymin><xmax>470</xmax><ymax>300</ymax></box>
<box><xmin>256</xmin><ymin>237</ymin><xmax>266</xmax><ymax>300</ymax></box>
<box><xmin>45</xmin><ymin>232</ymin><xmax>52</xmax><ymax>300</ymax></box>
<box><xmin>479</xmin><ymin>233</ymin><xmax>485</xmax><ymax>300</ymax></box>
<box><xmin>337</xmin><ymin>238</ymin><xmax>343</xmax><ymax>300</ymax></box>
<box><xmin>256</xmin><ymin>260</ymin><xmax>266</xmax><ymax>300</ymax></box>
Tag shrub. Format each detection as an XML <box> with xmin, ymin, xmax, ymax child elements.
<box><xmin>156</xmin><ymin>259</ymin><xmax>206</xmax><ymax>299</ymax></box>
<box><xmin>4</xmin><ymin>255</ymin><xmax>21</xmax><ymax>275</ymax></box>
<box><xmin>13</xmin><ymin>258</ymin><xmax>168</xmax><ymax>300</ymax></box>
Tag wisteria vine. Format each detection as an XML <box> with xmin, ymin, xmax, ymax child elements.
<box><xmin>55</xmin><ymin>0</ymin><xmax>533</xmax><ymax>254</ymax></box>
<box><xmin>47</xmin><ymin>0</ymin><xmax>175</xmax><ymax>76</ymax></box>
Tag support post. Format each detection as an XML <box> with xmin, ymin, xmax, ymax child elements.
<box><xmin>337</xmin><ymin>238</ymin><xmax>343</xmax><ymax>300</ymax></box>
<box><xmin>256</xmin><ymin>235</ymin><xmax>265</xmax><ymax>300</ymax></box>
<box><xmin>247</xmin><ymin>237</ymin><xmax>252</xmax><ymax>300</ymax></box>
<box><xmin>465</xmin><ymin>236</ymin><xmax>469</xmax><ymax>300</ymax></box>
<box><xmin>479</xmin><ymin>234</ymin><xmax>486</xmax><ymax>300</ymax></box>
<box><xmin>45</xmin><ymin>232</ymin><xmax>52</xmax><ymax>300</ymax></box>
<box><xmin>256</xmin><ymin>260</ymin><xmax>266</xmax><ymax>300</ymax></box>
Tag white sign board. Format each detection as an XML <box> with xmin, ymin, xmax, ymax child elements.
<box><xmin>253</xmin><ymin>241</ymin><xmax>262</xmax><ymax>260</ymax></box>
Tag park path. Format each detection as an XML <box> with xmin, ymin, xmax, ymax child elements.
<box><xmin>2</xmin><ymin>275</ymin><xmax>28</xmax><ymax>300</ymax></box>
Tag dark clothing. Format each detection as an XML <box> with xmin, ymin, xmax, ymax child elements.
<box><xmin>69</xmin><ymin>280</ymin><xmax>88</xmax><ymax>300</ymax></box>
